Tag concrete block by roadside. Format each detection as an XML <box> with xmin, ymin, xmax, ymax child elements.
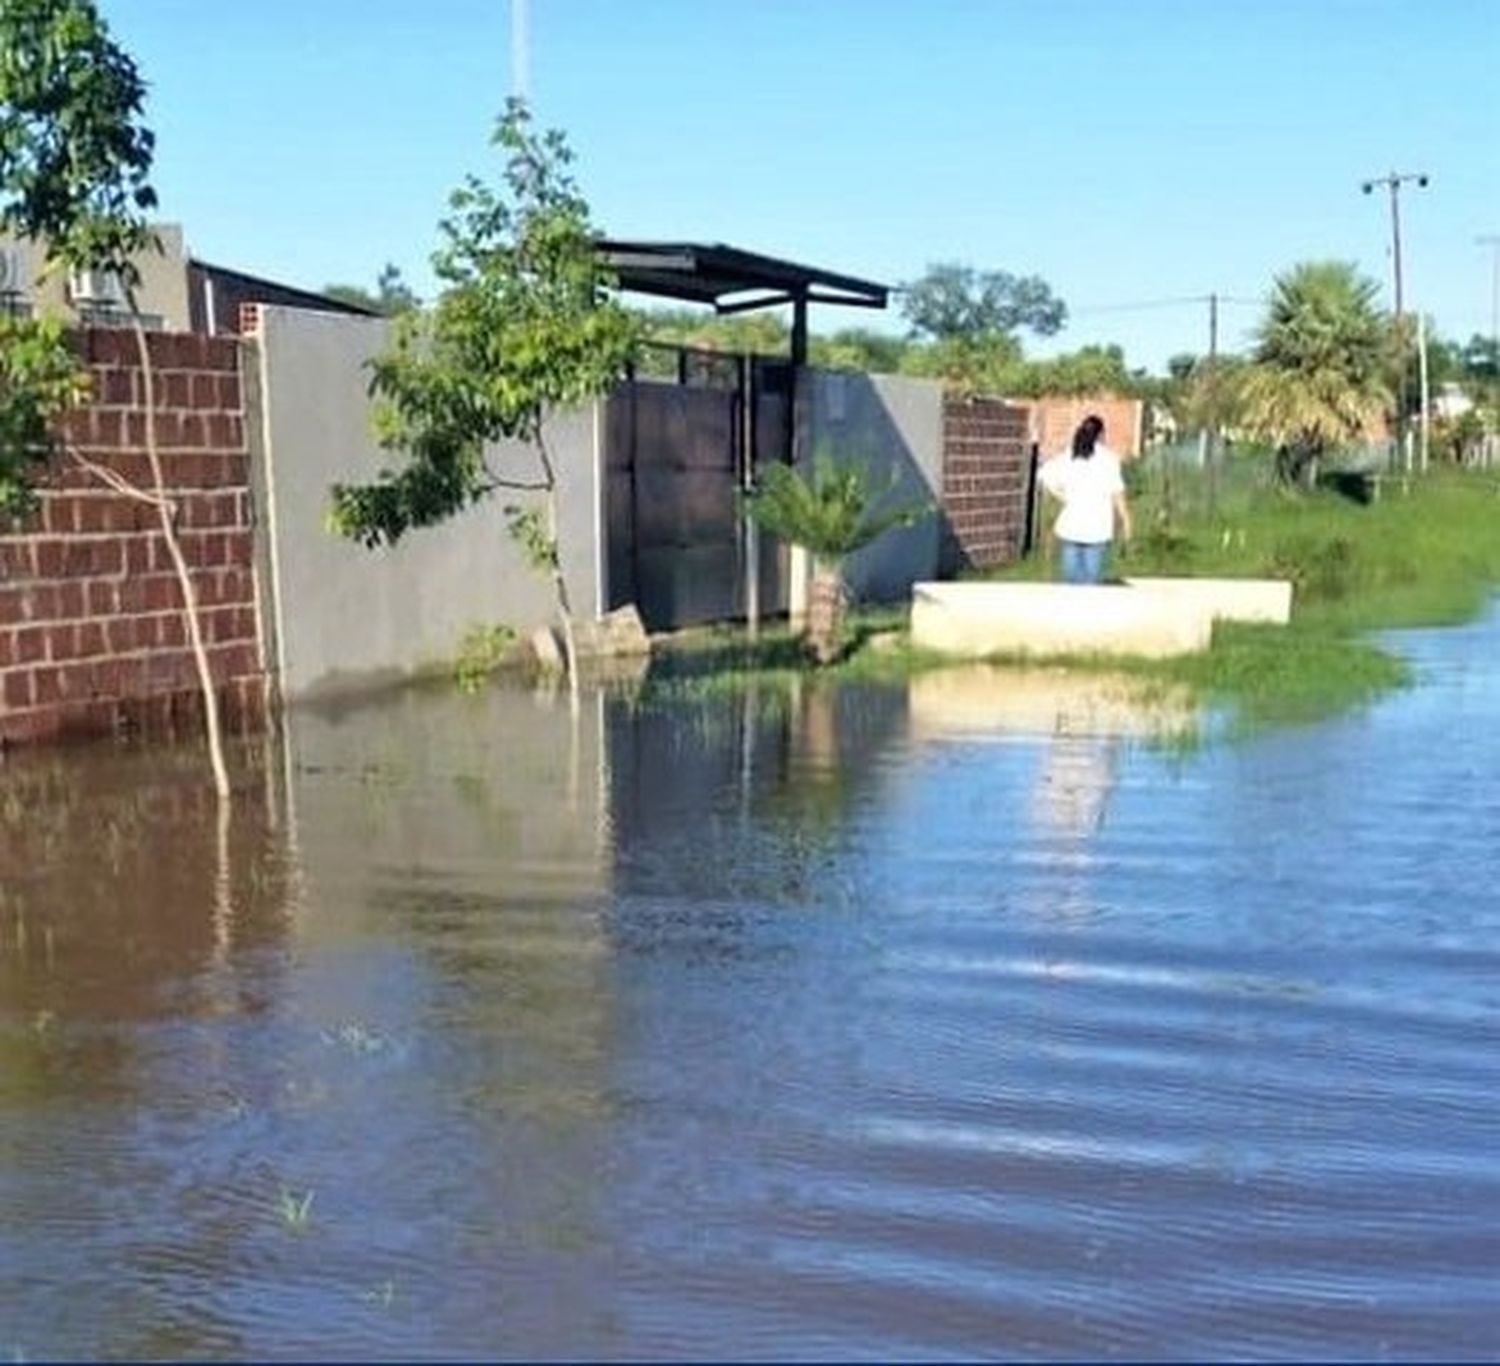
<box><xmin>574</xmin><ymin>604</ymin><xmax>651</xmax><ymax>659</ymax></box>
<box><xmin>1123</xmin><ymin>576</ymin><xmax>1293</xmax><ymax>625</ymax></box>
<box><xmin>530</xmin><ymin>626</ymin><xmax>564</xmax><ymax>672</ymax></box>
<box><xmin>910</xmin><ymin>582</ymin><xmax>1213</xmax><ymax>660</ymax></box>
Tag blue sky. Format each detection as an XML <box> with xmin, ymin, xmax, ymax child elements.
<box><xmin>111</xmin><ymin>0</ymin><xmax>1497</xmax><ymax>370</ymax></box>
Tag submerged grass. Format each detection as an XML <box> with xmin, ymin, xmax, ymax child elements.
<box><xmin>645</xmin><ymin>468</ymin><xmax>1500</xmax><ymax>735</ymax></box>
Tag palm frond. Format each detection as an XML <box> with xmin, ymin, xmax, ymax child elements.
<box><xmin>745</xmin><ymin>450</ymin><xmax>931</xmax><ymax>565</ymax></box>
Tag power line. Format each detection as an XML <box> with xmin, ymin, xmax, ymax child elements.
<box><xmin>1067</xmin><ymin>294</ymin><xmax>1259</xmax><ymax>316</ymax></box>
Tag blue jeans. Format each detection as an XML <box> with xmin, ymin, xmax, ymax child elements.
<box><xmin>1059</xmin><ymin>539</ymin><xmax>1109</xmax><ymax>585</ymax></box>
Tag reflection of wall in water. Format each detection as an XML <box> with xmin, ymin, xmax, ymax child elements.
<box><xmin>1032</xmin><ymin>736</ymin><xmax>1120</xmax><ymax>843</ymax></box>
<box><xmin>605</xmin><ymin>681</ymin><xmax>910</xmax><ymax>905</ymax></box>
<box><xmin>284</xmin><ymin>682</ymin><xmax>617</xmax><ymax>1118</ymax></box>
<box><xmin>0</xmin><ymin>740</ymin><xmax>295</xmax><ymax>1025</ymax></box>
<box><xmin>282</xmin><ymin>681</ymin><xmax>622</xmax><ymax>1273</ymax></box>
<box><xmin>287</xmin><ymin>683</ymin><xmax>611</xmax><ymax>929</ymax></box>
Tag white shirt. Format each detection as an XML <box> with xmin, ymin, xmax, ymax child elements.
<box><xmin>1038</xmin><ymin>446</ymin><xmax>1125</xmax><ymax>545</ymax></box>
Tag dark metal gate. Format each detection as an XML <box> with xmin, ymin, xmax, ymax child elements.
<box><xmin>605</xmin><ymin>349</ymin><xmax>792</xmax><ymax>633</ymax></box>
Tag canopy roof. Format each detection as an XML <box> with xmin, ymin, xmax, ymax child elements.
<box><xmin>596</xmin><ymin>240</ymin><xmax>888</xmax><ymax>362</ymax></box>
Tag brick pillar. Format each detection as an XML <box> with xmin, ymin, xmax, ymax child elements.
<box><xmin>940</xmin><ymin>396</ymin><xmax>1033</xmax><ymax>573</ymax></box>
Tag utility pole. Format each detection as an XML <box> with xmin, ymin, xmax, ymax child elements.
<box><xmin>1206</xmin><ymin>291</ymin><xmax>1220</xmax><ymax>511</ymax></box>
<box><xmin>1363</xmin><ymin>172</ymin><xmax>1429</xmax><ymax>467</ymax></box>
<box><xmin>1479</xmin><ymin>235</ymin><xmax>1500</xmax><ymax>467</ymax></box>
<box><xmin>1481</xmin><ymin>235</ymin><xmax>1500</xmax><ymax>358</ymax></box>
<box><xmin>511</xmin><ymin>0</ymin><xmax>530</xmax><ymax>102</ymax></box>
<box><xmin>1417</xmin><ymin>311</ymin><xmax>1429</xmax><ymax>473</ymax></box>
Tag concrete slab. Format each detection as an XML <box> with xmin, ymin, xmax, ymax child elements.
<box><xmin>910</xmin><ymin>582</ymin><xmax>1214</xmax><ymax>659</ymax></box>
<box><xmin>1123</xmin><ymin>576</ymin><xmax>1293</xmax><ymax>624</ymax></box>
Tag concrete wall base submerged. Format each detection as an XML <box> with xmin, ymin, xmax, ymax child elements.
<box><xmin>910</xmin><ymin>581</ymin><xmax>1215</xmax><ymax>660</ymax></box>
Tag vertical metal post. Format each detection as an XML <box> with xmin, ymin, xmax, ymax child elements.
<box><xmin>790</xmin><ymin>294</ymin><xmax>809</xmax><ymax>368</ymax></box>
<box><xmin>1365</xmin><ymin>172</ymin><xmax>1428</xmax><ymax>468</ymax></box>
<box><xmin>741</xmin><ymin>352</ymin><xmax>760</xmax><ymax>639</ymax></box>
<box><xmin>1417</xmin><ymin>311</ymin><xmax>1430</xmax><ymax>474</ymax></box>
<box><xmin>1488</xmin><ymin>237</ymin><xmax>1500</xmax><ymax>468</ymax></box>
<box><xmin>1206</xmin><ymin>291</ymin><xmax>1220</xmax><ymax>512</ymax></box>
<box><xmin>510</xmin><ymin>0</ymin><xmax>530</xmax><ymax>101</ymax></box>
<box><xmin>1388</xmin><ymin>177</ymin><xmax>1405</xmax><ymax>321</ymax></box>
<box><xmin>1479</xmin><ymin>236</ymin><xmax>1500</xmax><ymax>468</ymax></box>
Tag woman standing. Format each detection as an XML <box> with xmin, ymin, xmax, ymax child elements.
<box><xmin>1037</xmin><ymin>414</ymin><xmax>1132</xmax><ymax>584</ymax></box>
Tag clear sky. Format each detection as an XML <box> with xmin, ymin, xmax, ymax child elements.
<box><xmin>109</xmin><ymin>0</ymin><xmax>1498</xmax><ymax>370</ymax></box>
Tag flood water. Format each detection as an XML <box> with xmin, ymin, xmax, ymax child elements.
<box><xmin>2</xmin><ymin>616</ymin><xmax>1498</xmax><ymax>1361</ymax></box>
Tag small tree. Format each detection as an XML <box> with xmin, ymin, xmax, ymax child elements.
<box><xmin>746</xmin><ymin>453</ymin><xmax>928</xmax><ymax>666</ymax></box>
<box><xmin>329</xmin><ymin>100</ymin><xmax>639</xmax><ymax>703</ymax></box>
<box><xmin>0</xmin><ymin>0</ymin><xmax>229</xmax><ymax>795</ymax></box>
<box><xmin>1239</xmin><ymin>261</ymin><xmax>1391</xmax><ymax>488</ymax></box>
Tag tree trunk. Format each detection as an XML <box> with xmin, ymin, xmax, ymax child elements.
<box><xmin>534</xmin><ymin>430</ymin><xmax>580</xmax><ymax>714</ymax></box>
<box><xmin>805</xmin><ymin>562</ymin><xmax>845</xmax><ymax>666</ymax></box>
<box><xmin>130</xmin><ymin>308</ymin><xmax>230</xmax><ymax>799</ymax></box>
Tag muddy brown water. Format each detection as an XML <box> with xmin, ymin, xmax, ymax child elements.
<box><xmin>1</xmin><ymin>619</ymin><xmax>1497</xmax><ymax>1360</ymax></box>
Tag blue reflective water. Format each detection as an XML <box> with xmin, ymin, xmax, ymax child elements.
<box><xmin>1</xmin><ymin>615</ymin><xmax>1497</xmax><ymax>1360</ymax></box>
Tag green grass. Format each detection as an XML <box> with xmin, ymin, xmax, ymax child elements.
<box><xmin>1149</xmin><ymin>622</ymin><xmax>1410</xmax><ymax>731</ymax></box>
<box><xmin>992</xmin><ymin>465</ymin><xmax>1500</xmax><ymax>728</ymax></box>
<box><xmin>647</xmin><ymin>467</ymin><xmax>1500</xmax><ymax>736</ymax></box>
<box><xmin>644</xmin><ymin>606</ymin><xmax>949</xmax><ymax>706</ymax></box>
<box><xmin>277</xmin><ymin>1187</ymin><xmax>315</xmax><ymax>1230</ymax></box>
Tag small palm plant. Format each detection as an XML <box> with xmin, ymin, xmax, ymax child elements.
<box><xmin>746</xmin><ymin>452</ymin><xmax>929</xmax><ymax>665</ymax></box>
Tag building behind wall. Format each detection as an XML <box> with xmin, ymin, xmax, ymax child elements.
<box><xmin>0</xmin><ymin>223</ymin><xmax>375</xmax><ymax>335</ymax></box>
<box><xmin>1026</xmin><ymin>392</ymin><xmax>1145</xmax><ymax>459</ymax></box>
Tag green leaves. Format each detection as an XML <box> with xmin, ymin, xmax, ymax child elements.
<box><xmin>0</xmin><ymin>0</ymin><xmax>157</xmax><ymax>282</ymax></box>
<box><xmin>0</xmin><ymin>314</ymin><xmax>85</xmax><ymax>520</ymax></box>
<box><xmin>900</xmin><ymin>262</ymin><xmax>1067</xmax><ymax>343</ymax></box>
<box><xmin>745</xmin><ymin>450</ymin><xmax>931</xmax><ymax>569</ymax></box>
<box><xmin>331</xmin><ymin>100</ymin><xmax>640</xmax><ymax>549</ymax></box>
<box><xmin>0</xmin><ymin>0</ymin><xmax>152</xmax><ymax>518</ymax></box>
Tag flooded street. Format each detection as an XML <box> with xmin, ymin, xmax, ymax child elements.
<box><xmin>2</xmin><ymin>616</ymin><xmax>1498</xmax><ymax>1361</ymax></box>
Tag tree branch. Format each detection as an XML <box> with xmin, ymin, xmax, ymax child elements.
<box><xmin>479</xmin><ymin>475</ymin><xmax>552</xmax><ymax>493</ymax></box>
<box><xmin>67</xmin><ymin>446</ymin><xmax>174</xmax><ymax>511</ymax></box>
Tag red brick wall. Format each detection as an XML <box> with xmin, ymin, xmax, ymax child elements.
<box><xmin>0</xmin><ymin>328</ymin><xmax>264</xmax><ymax>746</ymax></box>
<box><xmin>941</xmin><ymin>396</ymin><xmax>1033</xmax><ymax>572</ymax></box>
<box><xmin>1028</xmin><ymin>393</ymin><xmax>1145</xmax><ymax>459</ymax></box>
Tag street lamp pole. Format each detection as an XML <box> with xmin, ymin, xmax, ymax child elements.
<box><xmin>1479</xmin><ymin>235</ymin><xmax>1500</xmax><ymax>466</ymax></box>
<box><xmin>511</xmin><ymin>0</ymin><xmax>530</xmax><ymax>102</ymax></box>
<box><xmin>1479</xmin><ymin>235</ymin><xmax>1500</xmax><ymax>370</ymax></box>
<box><xmin>1362</xmin><ymin>171</ymin><xmax>1429</xmax><ymax>465</ymax></box>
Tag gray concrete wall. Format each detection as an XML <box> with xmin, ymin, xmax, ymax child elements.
<box><xmin>802</xmin><ymin>369</ymin><xmax>945</xmax><ymax>603</ymax></box>
<box><xmin>253</xmin><ymin>307</ymin><xmax>602</xmax><ymax>701</ymax></box>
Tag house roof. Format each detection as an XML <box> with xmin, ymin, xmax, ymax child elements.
<box><xmin>595</xmin><ymin>240</ymin><xmax>889</xmax><ymax>315</ymax></box>
<box><xmin>188</xmin><ymin>258</ymin><xmax>382</xmax><ymax>318</ymax></box>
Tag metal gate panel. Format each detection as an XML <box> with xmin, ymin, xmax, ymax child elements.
<box><xmin>605</xmin><ymin>356</ymin><xmax>795</xmax><ymax>632</ymax></box>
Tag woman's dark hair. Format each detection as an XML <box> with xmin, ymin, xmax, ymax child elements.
<box><xmin>1071</xmin><ymin>414</ymin><xmax>1106</xmax><ymax>460</ymax></box>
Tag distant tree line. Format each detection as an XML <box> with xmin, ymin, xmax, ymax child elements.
<box><xmin>326</xmin><ymin>252</ymin><xmax>1500</xmax><ymax>473</ymax></box>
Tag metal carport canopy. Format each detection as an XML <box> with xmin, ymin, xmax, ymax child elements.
<box><xmin>595</xmin><ymin>239</ymin><xmax>889</xmax><ymax>364</ymax></box>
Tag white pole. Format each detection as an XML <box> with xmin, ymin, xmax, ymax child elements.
<box><xmin>511</xmin><ymin>0</ymin><xmax>530</xmax><ymax>102</ymax></box>
<box><xmin>1417</xmin><ymin>311</ymin><xmax>1430</xmax><ymax>474</ymax></box>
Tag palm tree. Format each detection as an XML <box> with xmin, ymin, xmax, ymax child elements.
<box><xmin>1239</xmin><ymin>261</ymin><xmax>1392</xmax><ymax>487</ymax></box>
<box><xmin>746</xmin><ymin>453</ymin><xmax>929</xmax><ymax>665</ymax></box>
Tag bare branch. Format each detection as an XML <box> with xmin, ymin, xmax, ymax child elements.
<box><xmin>479</xmin><ymin>456</ymin><xmax>551</xmax><ymax>493</ymax></box>
<box><xmin>66</xmin><ymin>446</ymin><xmax>174</xmax><ymax>512</ymax></box>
